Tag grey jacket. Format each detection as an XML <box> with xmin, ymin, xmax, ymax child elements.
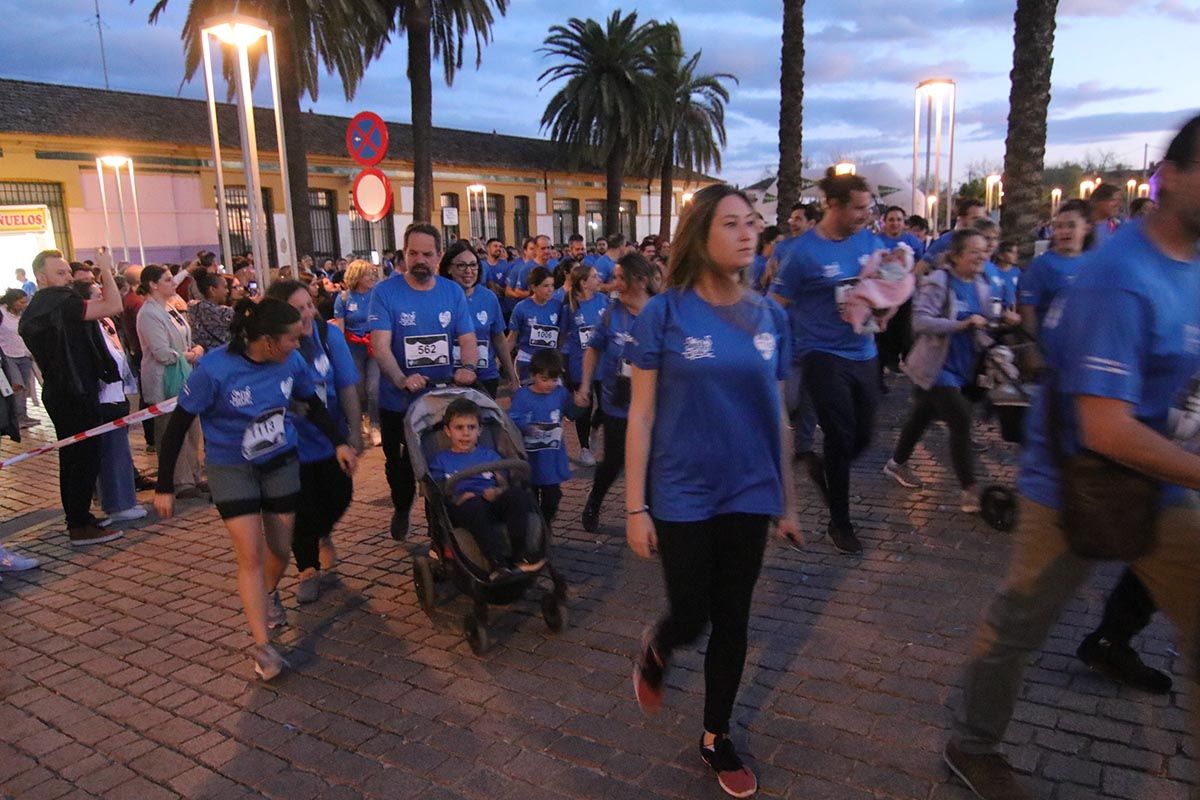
<box><xmin>137</xmin><ymin>298</ymin><xmax>193</xmax><ymax>403</ymax></box>
<box><xmin>902</xmin><ymin>268</ymin><xmax>996</xmax><ymax>390</ymax></box>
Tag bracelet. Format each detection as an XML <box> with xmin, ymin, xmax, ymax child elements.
<box><xmin>626</xmin><ymin>505</ymin><xmax>650</xmax><ymax>516</ymax></box>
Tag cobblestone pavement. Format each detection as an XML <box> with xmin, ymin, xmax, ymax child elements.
<box><xmin>0</xmin><ymin>376</ymin><xmax>1193</xmax><ymax>800</ymax></box>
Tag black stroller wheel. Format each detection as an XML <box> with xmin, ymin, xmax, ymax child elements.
<box><xmin>981</xmin><ymin>485</ymin><xmax>1018</xmax><ymax>532</ymax></box>
<box><xmin>413</xmin><ymin>556</ymin><xmax>435</xmax><ymax>612</ymax></box>
<box><xmin>541</xmin><ymin>592</ymin><xmax>567</xmax><ymax>633</ymax></box>
<box><xmin>463</xmin><ymin>613</ymin><xmax>489</xmax><ymax>655</ymax></box>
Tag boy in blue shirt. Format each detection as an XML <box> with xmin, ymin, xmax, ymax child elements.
<box><xmin>428</xmin><ymin>398</ymin><xmax>537</xmax><ymax>579</ymax></box>
<box><xmin>508</xmin><ymin>349</ymin><xmax>582</xmax><ymax>525</ymax></box>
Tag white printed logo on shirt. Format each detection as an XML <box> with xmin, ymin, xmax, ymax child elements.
<box><xmin>476</xmin><ymin>310</ymin><xmax>489</xmax><ymax>326</ymax></box>
<box><xmin>279</xmin><ymin>377</ymin><xmax>294</xmax><ymax>399</ymax></box>
<box><xmin>1169</xmin><ymin>373</ymin><xmax>1200</xmax><ymax>450</ymax></box>
<box><xmin>439</xmin><ymin>311</ymin><xmax>452</xmax><ymax>328</ymax></box>
<box><xmin>550</xmin><ymin>312</ymin><xmax>558</xmax><ymax>324</ymax></box>
<box><xmin>399</xmin><ymin>312</ymin><xmax>417</xmax><ymax>327</ymax></box>
<box><xmin>753</xmin><ymin>332</ymin><xmax>775</xmax><ymax>361</ymax></box>
<box><xmin>822</xmin><ymin>263</ymin><xmax>841</xmax><ymax>278</ymax></box>
<box><xmin>230</xmin><ymin>386</ymin><xmax>254</xmax><ymax>408</ymax></box>
<box><xmin>682</xmin><ymin>336</ymin><xmax>715</xmax><ymax>361</ymax></box>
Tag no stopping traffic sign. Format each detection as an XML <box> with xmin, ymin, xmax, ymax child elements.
<box><xmin>346</xmin><ymin>111</ymin><xmax>388</xmax><ymax>167</ymax></box>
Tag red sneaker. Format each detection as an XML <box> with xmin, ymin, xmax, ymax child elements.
<box><xmin>700</xmin><ymin>734</ymin><xmax>758</xmax><ymax>798</ymax></box>
<box><xmin>632</xmin><ymin>628</ymin><xmax>665</xmax><ymax>715</ymax></box>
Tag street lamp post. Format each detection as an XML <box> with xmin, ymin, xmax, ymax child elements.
<box><xmin>466</xmin><ymin>183</ymin><xmax>487</xmax><ymax>243</ymax></box>
<box><xmin>95</xmin><ymin>155</ymin><xmax>147</xmax><ymax>265</ymax></box>
<box><xmin>1050</xmin><ymin>187</ymin><xmax>1062</xmax><ymax>216</ymax></box>
<box><xmin>913</xmin><ymin>78</ymin><xmax>956</xmax><ymax>229</ymax></box>
<box><xmin>1126</xmin><ymin>178</ymin><xmax>1137</xmax><ymax>210</ymax></box>
<box><xmin>200</xmin><ymin>15</ymin><xmax>295</xmax><ymax>288</ymax></box>
<box><xmin>1079</xmin><ymin>179</ymin><xmax>1096</xmax><ymax>199</ymax></box>
<box><xmin>985</xmin><ymin>173</ymin><xmax>1002</xmax><ymax>214</ymax></box>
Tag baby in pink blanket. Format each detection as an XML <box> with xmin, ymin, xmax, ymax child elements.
<box><xmin>840</xmin><ymin>243</ymin><xmax>916</xmax><ymax>334</ymax></box>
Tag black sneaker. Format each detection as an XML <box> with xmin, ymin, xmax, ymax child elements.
<box><xmin>699</xmin><ymin>734</ymin><xmax>758</xmax><ymax>798</ymax></box>
<box><xmin>633</xmin><ymin>627</ymin><xmax>666</xmax><ymax>715</ymax></box>
<box><xmin>581</xmin><ymin>494</ymin><xmax>601</xmax><ymax>533</ymax></box>
<box><xmin>827</xmin><ymin>521</ymin><xmax>862</xmax><ymax>555</ymax></box>
<box><xmin>943</xmin><ymin>742</ymin><xmax>1030</xmax><ymax>800</ymax></box>
<box><xmin>390</xmin><ymin>510</ymin><xmax>409</xmax><ymax>541</ymax></box>
<box><xmin>1077</xmin><ymin>634</ymin><xmax>1172</xmax><ymax>695</ymax></box>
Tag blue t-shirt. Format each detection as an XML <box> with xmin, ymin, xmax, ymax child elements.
<box><xmin>1019</xmin><ymin>221</ymin><xmax>1200</xmax><ymax>508</ymax></box>
<box><xmin>936</xmin><ymin>274</ymin><xmax>983</xmax><ymax>388</ymax></box>
<box><xmin>295</xmin><ymin>321</ymin><xmax>359</xmax><ymax>464</ymax></box>
<box><xmin>367</xmin><ymin>275</ymin><xmax>474</xmax><ymax>413</ymax></box>
<box><xmin>428</xmin><ymin>446</ymin><xmax>503</xmax><ymax>498</ymax></box>
<box><xmin>507</xmin><ymin>260</ymin><xmax>538</xmax><ymax>296</ymax></box>
<box><xmin>592</xmin><ymin>254</ymin><xmax>615</xmax><ymax>282</ymax></box>
<box><xmin>628</xmin><ymin>289</ymin><xmax>790</xmax><ymax>522</ymax></box>
<box><xmin>333</xmin><ymin>289</ymin><xmax>374</xmax><ymax>337</ymax></box>
<box><xmin>1019</xmin><ymin>250</ymin><xmax>1085</xmax><ymax>330</ymax></box>
<box><xmin>772</xmin><ymin>228</ymin><xmax>883</xmax><ymax>361</ymax></box>
<box><xmin>179</xmin><ymin>346</ymin><xmax>316</xmax><ymax>466</ymax></box>
<box><xmin>924</xmin><ymin>230</ymin><xmax>953</xmax><ymax>264</ymax></box>
<box><xmin>748</xmin><ymin>254</ymin><xmax>769</xmax><ymax>294</ymax></box>
<box><xmin>508</xmin><ymin>385</ymin><xmax>573</xmax><ymax>486</ymax></box>
<box><xmin>560</xmin><ymin>294</ymin><xmax>609</xmax><ymax>384</ymax></box>
<box><xmin>498</xmin><ymin>259</ymin><xmax>524</xmax><ymax>313</ymax></box>
<box><xmin>509</xmin><ymin>297</ymin><xmax>563</xmax><ymax>365</ymax></box>
<box><xmin>21</xmin><ymin>281</ymin><xmax>35</xmax><ymax>298</ymax></box>
<box><xmin>984</xmin><ymin>262</ymin><xmax>1019</xmax><ymax>310</ymax></box>
<box><xmin>455</xmin><ymin>287</ymin><xmax>506</xmax><ymax>380</ymax></box>
<box><xmin>588</xmin><ymin>300</ymin><xmax>639</xmax><ymax>419</ymax></box>
<box><xmin>879</xmin><ymin>231</ymin><xmax>926</xmax><ymax>263</ymax></box>
<box><xmin>486</xmin><ymin>259</ymin><xmax>510</xmax><ymax>293</ymax></box>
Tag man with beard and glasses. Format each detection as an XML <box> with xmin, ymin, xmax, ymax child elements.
<box><xmin>370</xmin><ymin>223</ymin><xmax>479</xmax><ymax>540</ymax></box>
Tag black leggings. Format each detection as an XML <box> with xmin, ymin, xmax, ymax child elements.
<box><xmin>652</xmin><ymin>513</ymin><xmax>769</xmax><ymax>735</ymax></box>
<box><xmin>293</xmin><ymin>456</ymin><xmax>353</xmax><ymax>572</ymax></box>
<box><xmin>567</xmin><ymin>379</ymin><xmax>603</xmax><ymax>449</ymax></box>
<box><xmin>589</xmin><ymin>416</ymin><xmax>627</xmax><ymax>506</ymax></box>
<box><xmin>531</xmin><ymin>484</ymin><xmax>563</xmax><ymax>525</ymax></box>
<box><xmin>447</xmin><ymin>487</ymin><xmax>532</xmax><ymax>566</ymax></box>
<box><xmin>892</xmin><ymin>385</ymin><xmax>976</xmax><ymax>488</ymax></box>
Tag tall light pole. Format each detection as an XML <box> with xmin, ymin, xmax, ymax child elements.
<box><xmin>466</xmin><ymin>183</ymin><xmax>487</xmax><ymax>242</ymax></box>
<box><xmin>200</xmin><ymin>15</ymin><xmax>295</xmax><ymax>288</ymax></box>
<box><xmin>95</xmin><ymin>155</ymin><xmax>146</xmax><ymax>265</ymax></box>
<box><xmin>1050</xmin><ymin>187</ymin><xmax>1062</xmax><ymax>216</ymax></box>
<box><xmin>913</xmin><ymin>78</ymin><xmax>956</xmax><ymax>229</ymax></box>
<box><xmin>985</xmin><ymin>174</ymin><xmax>1002</xmax><ymax>215</ymax></box>
<box><xmin>1079</xmin><ymin>179</ymin><xmax>1095</xmax><ymax>199</ymax></box>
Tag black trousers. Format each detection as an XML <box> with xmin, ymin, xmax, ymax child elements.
<box><xmin>589</xmin><ymin>416</ymin><xmax>627</xmax><ymax>505</ymax></box>
<box><xmin>566</xmin><ymin>379</ymin><xmax>603</xmax><ymax>449</ymax></box>
<box><xmin>380</xmin><ymin>409</ymin><xmax>417</xmax><ymax>517</ymax></box>
<box><xmin>447</xmin><ymin>487</ymin><xmax>532</xmax><ymax>566</ymax></box>
<box><xmin>802</xmin><ymin>351</ymin><xmax>879</xmax><ymax>528</ymax></box>
<box><xmin>893</xmin><ymin>385</ymin><xmax>976</xmax><ymax>488</ymax></box>
<box><xmin>1091</xmin><ymin>568</ymin><xmax>1158</xmax><ymax>647</ymax></box>
<box><xmin>293</xmin><ymin>456</ymin><xmax>354</xmax><ymax>572</ymax></box>
<box><xmin>652</xmin><ymin>513</ymin><xmax>769</xmax><ymax>735</ymax></box>
<box><xmin>531</xmin><ymin>484</ymin><xmax>562</xmax><ymax>525</ymax></box>
<box><xmin>44</xmin><ymin>389</ymin><xmax>102</xmax><ymax>529</ymax></box>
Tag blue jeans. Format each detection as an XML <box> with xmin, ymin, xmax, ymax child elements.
<box><xmin>348</xmin><ymin>342</ymin><xmax>380</xmax><ymax>427</ymax></box>
<box><xmin>98</xmin><ymin>401</ymin><xmax>137</xmax><ymax>513</ymax></box>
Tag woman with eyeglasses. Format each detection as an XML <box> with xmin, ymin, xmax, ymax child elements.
<box><xmin>439</xmin><ymin>240</ymin><xmax>518</xmax><ymax>397</ymax></box>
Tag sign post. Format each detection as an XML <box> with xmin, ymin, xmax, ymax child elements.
<box><xmin>347</xmin><ymin>111</ymin><xmax>392</xmax><ymax>264</ymax></box>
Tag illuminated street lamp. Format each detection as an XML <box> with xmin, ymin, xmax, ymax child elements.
<box><xmin>466</xmin><ymin>183</ymin><xmax>487</xmax><ymax>242</ymax></box>
<box><xmin>985</xmin><ymin>174</ymin><xmax>1002</xmax><ymax>214</ymax></box>
<box><xmin>913</xmin><ymin>78</ymin><xmax>956</xmax><ymax>229</ymax></box>
<box><xmin>94</xmin><ymin>155</ymin><xmax>146</xmax><ymax>265</ymax></box>
<box><xmin>834</xmin><ymin>161</ymin><xmax>856</xmax><ymax>176</ymax></box>
<box><xmin>1050</xmin><ymin>187</ymin><xmax>1062</xmax><ymax>216</ymax></box>
<box><xmin>1137</xmin><ymin>182</ymin><xmax>1151</xmax><ymax>199</ymax></box>
<box><xmin>200</xmin><ymin>14</ymin><xmax>295</xmax><ymax>288</ymax></box>
<box><xmin>681</xmin><ymin>191</ymin><xmax>695</xmax><ymax>206</ymax></box>
<box><xmin>1079</xmin><ymin>179</ymin><xmax>1096</xmax><ymax>199</ymax></box>
<box><xmin>1126</xmin><ymin>178</ymin><xmax>1138</xmax><ymax>209</ymax></box>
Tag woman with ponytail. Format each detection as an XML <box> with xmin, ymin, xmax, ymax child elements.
<box><xmin>155</xmin><ymin>298</ymin><xmax>357</xmax><ymax>681</ymax></box>
<box><xmin>560</xmin><ymin>261</ymin><xmax>608</xmax><ymax>466</ymax></box>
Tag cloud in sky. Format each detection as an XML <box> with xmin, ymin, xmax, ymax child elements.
<box><xmin>0</xmin><ymin>0</ymin><xmax>1193</xmax><ymax>184</ymax></box>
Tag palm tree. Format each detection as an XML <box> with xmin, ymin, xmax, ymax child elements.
<box><xmin>374</xmin><ymin>0</ymin><xmax>508</xmax><ymax>223</ymax></box>
<box><xmin>777</xmin><ymin>0</ymin><xmax>805</xmax><ymax>230</ymax></box>
<box><xmin>540</xmin><ymin>12</ymin><xmax>674</xmax><ymax>238</ymax></box>
<box><xmin>146</xmin><ymin>0</ymin><xmax>391</xmax><ymax>263</ymax></box>
<box><xmin>1001</xmin><ymin>0</ymin><xmax>1059</xmax><ymax>258</ymax></box>
<box><xmin>647</xmin><ymin>28</ymin><xmax>735</xmax><ymax>242</ymax></box>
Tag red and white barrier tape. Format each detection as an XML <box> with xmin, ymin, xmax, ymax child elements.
<box><xmin>0</xmin><ymin>398</ymin><xmax>177</xmax><ymax>470</ymax></box>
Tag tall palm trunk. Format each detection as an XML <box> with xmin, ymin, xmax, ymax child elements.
<box><xmin>272</xmin><ymin>29</ymin><xmax>313</xmax><ymax>264</ymax></box>
<box><xmin>777</xmin><ymin>0</ymin><xmax>804</xmax><ymax>230</ymax></box>
<box><xmin>407</xmin><ymin>0</ymin><xmax>435</xmax><ymax>223</ymax></box>
<box><xmin>605</xmin><ymin>140</ymin><xmax>625</xmax><ymax>239</ymax></box>
<box><xmin>1001</xmin><ymin>0</ymin><xmax>1058</xmax><ymax>259</ymax></box>
<box><xmin>658</xmin><ymin>141</ymin><xmax>674</xmax><ymax>242</ymax></box>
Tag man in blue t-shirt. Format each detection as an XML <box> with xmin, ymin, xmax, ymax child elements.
<box><xmin>483</xmin><ymin>238</ymin><xmax>508</xmax><ymax>298</ymax></box>
<box><xmin>771</xmin><ymin>173</ymin><xmax>890</xmax><ymax>555</ymax></box>
<box><xmin>920</xmin><ymin>197</ymin><xmax>986</xmax><ymax>272</ymax></box>
<box><xmin>370</xmin><ymin>222</ymin><xmax>479</xmax><ymax>540</ymax></box>
<box><xmin>592</xmin><ymin>237</ymin><xmax>614</xmax><ymax>282</ymax></box>
<box><xmin>505</xmin><ymin>236</ymin><xmax>541</xmax><ymax>307</ymax></box>
<box><xmin>946</xmin><ymin>115</ymin><xmax>1200</xmax><ymax>799</ymax></box>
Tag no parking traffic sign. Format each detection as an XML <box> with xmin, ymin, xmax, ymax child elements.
<box><xmin>346</xmin><ymin>111</ymin><xmax>388</xmax><ymax>167</ymax></box>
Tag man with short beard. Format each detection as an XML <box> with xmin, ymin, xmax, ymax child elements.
<box><xmin>370</xmin><ymin>223</ymin><xmax>479</xmax><ymax>540</ymax></box>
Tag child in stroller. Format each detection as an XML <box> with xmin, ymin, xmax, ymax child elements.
<box><xmin>428</xmin><ymin>398</ymin><xmax>544</xmax><ymax>581</ymax></box>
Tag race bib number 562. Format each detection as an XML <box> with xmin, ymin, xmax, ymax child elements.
<box><xmin>404</xmin><ymin>333</ymin><xmax>450</xmax><ymax>368</ymax></box>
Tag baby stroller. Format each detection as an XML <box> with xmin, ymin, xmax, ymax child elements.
<box><xmin>405</xmin><ymin>386</ymin><xmax>569</xmax><ymax>654</ymax></box>
<box><xmin>974</xmin><ymin>325</ymin><xmax>1039</xmax><ymax>532</ymax></box>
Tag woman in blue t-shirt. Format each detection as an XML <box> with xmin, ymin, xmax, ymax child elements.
<box><xmin>507</xmin><ymin>267</ymin><xmax>563</xmax><ymax>384</ymax></box>
<box><xmin>575</xmin><ymin>252</ymin><xmax>656</xmax><ymax>532</ymax></box>
<box><xmin>884</xmin><ymin>230</ymin><xmax>1020</xmax><ymax>511</ymax></box>
<box><xmin>154</xmin><ymin>299</ymin><xmax>357</xmax><ymax>682</ymax></box>
<box><xmin>438</xmin><ymin>240</ymin><xmax>519</xmax><ymax>398</ymax></box>
<box><xmin>333</xmin><ymin>259</ymin><xmax>381</xmax><ymax>446</ymax></box>
<box><xmin>268</xmin><ymin>281</ymin><xmax>362</xmax><ymax>606</ymax></box>
<box><xmin>560</xmin><ymin>262</ymin><xmax>609</xmax><ymax>467</ymax></box>
<box><xmin>1018</xmin><ymin>199</ymin><xmax>1093</xmax><ymax>339</ymax></box>
<box><xmin>626</xmin><ymin>184</ymin><xmax>801</xmax><ymax>799</ymax></box>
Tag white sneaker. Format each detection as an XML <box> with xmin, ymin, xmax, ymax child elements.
<box><xmin>108</xmin><ymin>506</ymin><xmax>149</xmax><ymax>523</ymax></box>
<box><xmin>0</xmin><ymin>545</ymin><xmax>38</xmax><ymax>571</ymax></box>
<box><xmin>370</xmin><ymin>427</ymin><xmax>382</xmax><ymax>448</ymax></box>
<box><xmin>577</xmin><ymin>448</ymin><xmax>596</xmax><ymax>467</ymax></box>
